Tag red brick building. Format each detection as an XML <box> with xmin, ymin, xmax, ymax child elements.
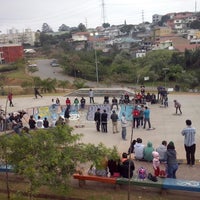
<box><xmin>0</xmin><ymin>44</ymin><xmax>24</xmax><ymax>64</ymax></box>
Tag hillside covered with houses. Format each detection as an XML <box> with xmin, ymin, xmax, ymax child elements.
<box><xmin>1</xmin><ymin>11</ymin><xmax>200</xmax><ymax>63</ymax></box>
<box><xmin>0</xmin><ymin>11</ymin><xmax>200</xmax><ymax>92</ymax></box>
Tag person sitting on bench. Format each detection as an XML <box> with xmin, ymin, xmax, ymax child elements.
<box><xmin>119</xmin><ymin>152</ymin><xmax>135</xmax><ymax>178</ymax></box>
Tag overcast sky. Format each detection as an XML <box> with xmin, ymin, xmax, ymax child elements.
<box><xmin>0</xmin><ymin>0</ymin><xmax>199</xmax><ymax>33</ymax></box>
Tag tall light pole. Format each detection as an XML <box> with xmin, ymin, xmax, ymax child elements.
<box><xmin>163</xmin><ymin>68</ymin><xmax>169</xmax><ymax>88</ymax></box>
<box><xmin>90</xmin><ymin>32</ymin><xmax>99</xmax><ymax>86</ymax></box>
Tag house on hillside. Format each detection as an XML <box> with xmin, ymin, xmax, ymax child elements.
<box><xmin>154</xmin><ymin>35</ymin><xmax>200</xmax><ymax>52</ymax></box>
<box><xmin>136</xmin><ymin>50</ymin><xmax>146</xmax><ymax>58</ymax></box>
<box><xmin>152</xmin><ymin>14</ymin><xmax>163</xmax><ymax>25</ymax></box>
<box><xmin>72</xmin><ymin>32</ymin><xmax>90</xmax><ymax>42</ymax></box>
<box><xmin>187</xmin><ymin>29</ymin><xmax>200</xmax><ymax>42</ymax></box>
<box><xmin>152</xmin><ymin>40</ymin><xmax>174</xmax><ymax>51</ymax></box>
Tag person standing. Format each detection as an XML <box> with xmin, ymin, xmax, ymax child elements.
<box><xmin>139</xmin><ymin>104</ymin><xmax>144</xmax><ymax>127</ymax></box>
<box><xmin>65</xmin><ymin>97</ymin><xmax>71</xmax><ymax>110</ymax></box>
<box><xmin>174</xmin><ymin>100</ymin><xmax>182</xmax><ymax>114</ymax></box>
<box><xmin>89</xmin><ymin>89</ymin><xmax>94</xmax><ymax>104</ymax></box>
<box><xmin>152</xmin><ymin>151</ymin><xmax>160</xmax><ymax>177</ymax></box>
<box><xmin>143</xmin><ymin>106</ymin><xmax>151</xmax><ymax>129</ymax></box>
<box><xmin>64</xmin><ymin>107</ymin><xmax>70</xmax><ymax>124</ymax></box>
<box><xmin>80</xmin><ymin>97</ymin><xmax>86</xmax><ymax>109</ymax></box>
<box><xmin>110</xmin><ymin>110</ymin><xmax>119</xmax><ymax>134</ymax></box>
<box><xmin>181</xmin><ymin>119</ymin><xmax>196</xmax><ymax>166</ymax></box>
<box><xmin>34</xmin><ymin>87</ymin><xmax>42</xmax><ymax>99</ymax></box>
<box><xmin>101</xmin><ymin>109</ymin><xmax>108</xmax><ymax>133</ymax></box>
<box><xmin>56</xmin><ymin>98</ymin><xmax>60</xmax><ymax>105</ymax></box>
<box><xmin>111</xmin><ymin>97</ymin><xmax>118</xmax><ymax>110</ymax></box>
<box><xmin>132</xmin><ymin>106</ymin><xmax>140</xmax><ymax>128</ymax></box>
<box><xmin>121</xmin><ymin>112</ymin><xmax>127</xmax><ymax>140</ymax></box>
<box><xmin>164</xmin><ymin>141</ymin><xmax>178</xmax><ymax>179</ymax></box>
<box><xmin>94</xmin><ymin>108</ymin><xmax>101</xmax><ymax>132</ymax></box>
<box><xmin>7</xmin><ymin>92</ymin><xmax>14</xmax><ymax>107</ymax></box>
<box><xmin>74</xmin><ymin>97</ymin><xmax>79</xmax><ymax>112</ymax></box>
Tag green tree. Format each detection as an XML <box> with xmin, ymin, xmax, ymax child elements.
<box><xmin>0</xmin><ymin>126</ymin><xmax>121</xmax><ymax>199</ymax></box>
<box><xmin>102</xmin><ymin>23</ymin><xmax>110</xmax><ymax>28</ymax></box>
<box><xmin>0</xmin><ymin>136</ymin><xmax>12</xmax><ymax>200</ymax></box>
<box><xmin>58</xmin><ymin>24</ymin><xmax>70</xmax><ymax>32</ymax></box>
<box><xmin>109</xmin><ymin>51</ymin><xmax>134</xmax><ymax>82</ymax></box>
<box><xmin>6</xmin><ymin>126</ymin><xmax>83</xmax><ymax>199</ymax></box>
<box><xmin>190</xmin><ymin>20</ymin><xmax>200</xmax><ymax>29</ymax></box>
<box><xmin>33</xmin><ymin>77</ymin><xmax>42</xmax><ymax>87</ymax></box>
<box><xmin>158</xmin><ymin>15</ymin><xmax>170</xmax><ymax>26</ymax></box>
<box><xmin>168</xmin><ymin>65</ymin><xmax>183</xmax><ymax>82</ymax></box>
<box><xmin>78</xmin><ymin>23</ymin><xmax>86</xmax><ymax>32</ymax></box>
<box><xmin>41</xmin><ymin>23</ymin><xmax>53</xmax><ymax>33</ymax></box>
<box><xmin>62</xmin><ymin>54</ymin><xmax>81</xmax><ymax>77</ymax></box>
<box><xmin>120</xmin><ymin>24</ymin><xmax>135</xmax><ymax>35</ymax></box>
<box><xmin>73</xmin><ymin>78</ymin><xmax>86</xmax><ymax>89</ymax></box>
<box><xmin>57</xmin><ymin>80</ymin><xmax>70</xmax><ymax>91</ymax></box>
<box><xmin>40</xmin><ymin>78</ymin><xmax>57</xmax><ymax>93</ymax></box>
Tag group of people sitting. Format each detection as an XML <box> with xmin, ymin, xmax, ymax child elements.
<box><xmin>103</xmin><ymin>92</ymin><xmax>158</xmax><ymax>110</ymax></box>
<box><xmin>88</xmin><ymin>137</ymin><xmax>178</xmax><ymax>180</ymax></box>
<box><xmin>0</xmin><ymin>110</ymin><xmax>26</xmax><ymax>133</ymax></box>
<box><xmin>126</xmin><ymin>138</ymin><xmax>178</xmax><ymax>179</ymax></box>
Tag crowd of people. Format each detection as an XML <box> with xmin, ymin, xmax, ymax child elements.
<box><xmin>1</xmin><ymin>86</ymin><xmax>196</xmax><ymax>181</ymax></box>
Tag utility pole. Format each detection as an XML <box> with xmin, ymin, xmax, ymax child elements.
<box><xmin>101</xmin><ymin>0</ymin><xmax>106</xmax><ymax>24</ymax></box>
<box><xmin>195</xmin><ymin>0</ymin><xmax>197</xmax><ymax>12</ymax></box>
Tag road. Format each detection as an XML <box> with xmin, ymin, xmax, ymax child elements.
<box><xmin>32</xmin><ymin>59</ymin><xmax>99</xmax><ymax>87</ymax></box>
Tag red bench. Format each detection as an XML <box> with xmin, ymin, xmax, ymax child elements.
<box><xmin>73</xmin><ymin>174</ymin><xmax>117</xmax><ymax>187</ymax></box>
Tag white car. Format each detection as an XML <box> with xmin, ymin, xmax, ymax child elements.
<box><xmin>28</xmin><ymin>63</ymin><xmax>37</xmax><ymax>67</ymax></box>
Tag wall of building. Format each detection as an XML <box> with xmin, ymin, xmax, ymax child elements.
<box><xmin>0</xmin><ymin>45</ymin><xmax>24</xmax><ymax>63</ymax></box>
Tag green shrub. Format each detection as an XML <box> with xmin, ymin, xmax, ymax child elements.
<box><xmin>0</xmin><ymin>65</ymin><xmax>18</xmax><ymax>72</ymax></box>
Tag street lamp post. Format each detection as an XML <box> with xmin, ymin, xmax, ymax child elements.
<box><xmin>163</xmin><ymin>68</ymin><xmax>169</xmax><ymax>88</ymax></box>
<box><xmin>90</xmin><ymin>32</ymin><xmax>99</xmax><ymax>86</ymax></box>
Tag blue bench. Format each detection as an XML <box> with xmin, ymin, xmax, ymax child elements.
<box><xmin>116</xmin><ymin>176</ymin><xmax>200</xmax><ymax>192</ymax></box>
<box><xmin>0</xmin><ymin>165</ymin><xmax>13</xmax><ymax>172</ymax></box>
<box><xmin>163</xmin><ymin>178</ymin><xmax>200</xmax><ymax>192</ymax></box>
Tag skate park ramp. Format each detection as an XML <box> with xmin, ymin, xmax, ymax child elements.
<box><xmin>66</xmin><ymin>88</ymin><xmax>135</xmax><ymax>97</ymax></box>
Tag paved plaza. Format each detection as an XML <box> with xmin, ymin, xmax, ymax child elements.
<box><xmin>1</xmin><ymin>92</ymin><xmax>200</xmax><ymax>162</ymax></box>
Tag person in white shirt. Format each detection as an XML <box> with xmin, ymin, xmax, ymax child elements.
<box><xmin>36</xmin><ymin>116</ymin><xmax>44</xmax><ymax>129</ymax></box>
<box><xmin>134</xmin><ymin>138</ymin><xmax>145</xmax><ymax>160</ymax></box>
<box><xmin>121</xmin><ymin>112</ymin><xmax>128</xmax><ymax>140</ymax></box>
<box><xmin>89</xmin><ymin>89</ymin><xmax>94</xmax><ymax>104</ymax></box>
<box><xmin>156</xmin><ymin>140</ymin><xmax>167</xmax><ymax>162</ymax></box>
<box><xmin>181</xmin><ymin>119</ymin><xmax>196</xmax><ymax>166</ymax></box>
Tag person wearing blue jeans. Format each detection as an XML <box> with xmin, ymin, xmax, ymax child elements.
<box><xmin>181</xmin><ymin>119</ymin><xmax>196</xmax><ymax>166</ymax></box>
<box><xmin>143</xmin><ymin>106</ymin><xmax>151</xmax><ymax>129</ymax></box>
<box><xmin>121</xmin><ymin>112</ymin><xmax>127</xmax><ymax>140</ymax></box>
<box><xmin>164</xmin><ymin>141</ymin><xmax>178</xmax><ymax>179</ymax></box>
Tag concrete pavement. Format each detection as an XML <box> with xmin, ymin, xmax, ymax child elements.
<box><xmin>1</xmin><ymin>92</ymin><xmax>200</xmax><ymax>161</ymax></box>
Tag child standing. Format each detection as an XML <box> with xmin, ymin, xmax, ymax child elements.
<box><xmin>152</xmin><ymin>151</ymin><xmax>160</xmax><ymax>176</ymax></box>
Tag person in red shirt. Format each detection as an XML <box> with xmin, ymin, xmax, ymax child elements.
<box><xmin>136</xmin><ymin>93</ymin><xmax>142</xmax><ymax>104</ymax></box>
<box><xmin>66</xmin><ymin>97</ymin><xmax>71</xmax><ymax>109</ymax></box>
<box><xmin>7</xmin><ymin>92</ymin><xmax>14</xmax><ymax>107</ymax></box>
<box><xmin>132</xmin><ymin>106</ymin><xmax>140</xmax><ymax>128</ymax></box>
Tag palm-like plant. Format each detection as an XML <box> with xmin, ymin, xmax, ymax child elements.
<box><xmin>40</xmin><ymin>78</ymin><xmax>57</xmax><ymax>93</ymax></box>
<box><xmin>57</xmin><ymin>80</ymin><xmax>70</xmax><ymax>91</ymax></box>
